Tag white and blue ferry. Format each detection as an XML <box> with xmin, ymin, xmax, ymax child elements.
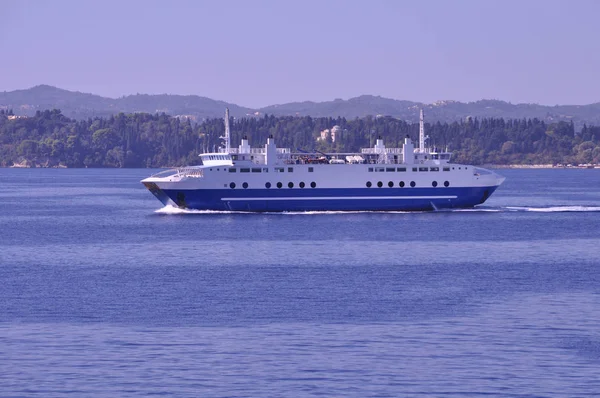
<box><xmin>142</xmin><ymin>109</ymin><xmax>505</xmax><ymax>211</ymax></box>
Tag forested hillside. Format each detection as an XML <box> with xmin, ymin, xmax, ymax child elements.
<box><xmin>1</xmin><ymin>109</ymin><xmax>599</xmax><ymax>168</ymax></box>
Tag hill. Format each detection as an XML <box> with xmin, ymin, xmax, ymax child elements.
<box><xmin>0</xmin><ymin>85</ymin><xmax>253</xmax><ymax>121</ymax></box>
<box><xmin>2</xmin><ymin>85</ymin><xmax>600</xmax><ymax>128</ymax></box>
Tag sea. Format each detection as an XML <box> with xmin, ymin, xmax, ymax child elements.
<box><xmin>1</xmin><ymin>167</ymin><xmax>600</xmax><ymax>397</ymax></box>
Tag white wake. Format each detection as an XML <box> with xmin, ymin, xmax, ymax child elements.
<box><xmin>153</xmin><ymin>205</ymin><xmax>416</xmax><ymax>215</ymax></box>
<box><xmin>505</xmin><ymin>206</ymin><xmax>600</xmax><ymax>213</ymax></box>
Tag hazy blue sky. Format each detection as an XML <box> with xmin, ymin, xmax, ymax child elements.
<box><xmin>1</xmin><ymin>0</ymin><xmax>599</xmax><ymax>107</ymax></box>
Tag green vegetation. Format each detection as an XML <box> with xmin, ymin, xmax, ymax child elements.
<box><xmin>1</xmin><ymin>109</ymin><xmax>600</xmax><ymax>167</ymax></box>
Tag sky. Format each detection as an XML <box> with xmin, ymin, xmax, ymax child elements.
<box><xmin>1</xmin><ymin>0</ymin><xmax>599</xmax><ymax>108</ymax></box>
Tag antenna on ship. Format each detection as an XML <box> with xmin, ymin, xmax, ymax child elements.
<box><xmin>223</xmin><ymin>108</ymin><xmax>231</xmax><ymax>153</ymax></box>
<box><xmin>419</xmin><ymin>109</ymin><xmax>425</xmax><ymax>152</ymax></box>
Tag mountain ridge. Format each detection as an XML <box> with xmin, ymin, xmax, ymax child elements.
<box><xmin>2</xmin><ymin>85</ymin><xmax>600</xmax><ymax>127</ymax></box>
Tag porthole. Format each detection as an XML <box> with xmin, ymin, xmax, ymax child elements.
<box><xmin>242</xmin><ymin>182</ymin><xmax>248</xmax><ymax>189</ymax></box>
<box><xmin>377</xmin><ymin>181</ymin><xmax>383</xmax><ymax>188</ymax></box>
<box><xmin>230</xmin><ymin>182</ymin><xmax>236</xmax><ymax>189</ymax></box>
<box><xmin>288</xmin><ymin>182</ymin><xmax>294</xmax><ymax>188</ymax></box>
<box><xmin>299</xmin><ymin>182</ymin><xmax>305</xmax><ymax>188</ymax></box>
<box><xmin>366</xmin><ymin>181</ymin><xmax>372</xmax><ymax>188</ymax></box>
<box><xmin>265</xmin><ymin>182</ymin><xmax>271</xmax><ymax>189</ymax></box>
<box><xmin>277</xmin><ymin>182</ymin><xmax>283</xmax><ymax>189</ymax></box>
<box><xmin>410</xmin><ymin>181</ymin><xmax>416</xmax><ymax>187</ymax></box>
<box><xmin>432</xmin><ymin>181</ymin><xmax>438</xmax><ymax>187</ymax></box>
<box><xmin>444</xmin><ymin>181</ymin><xmax>450</xmax><ymax>187</ymax></box>
<box><xmin>399</xmin><ymin>181</ymin><xmax>405</xmax><ymax>188</ymax></box>
<box><xmin>310</xmin><ymin>182</ymin><xmax>316</xmax><ymax>188</ymax></box>
<box><xmin>388</xmin><ymin>181</ymin><xmax>394</xmax><ymax>188</ymax></box>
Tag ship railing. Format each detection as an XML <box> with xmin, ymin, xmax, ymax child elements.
<box><xmin>149</xmin><ymin>166</ymin><xmax>204</xmax><ymax>179</ymax></box>
<box><xmin>228</xmin><ymin>148</ymin><xmax>265</xmax><ymax>154</ymax></box>
<box><xmin>226</xmin><ymin>148</ymin><xmax>291</xmax><ymax>154</ymax></box>
<box><xmin>361</xmin><ymin>148</ymin><xmax>404</xmax><ymax>154</ymax></box>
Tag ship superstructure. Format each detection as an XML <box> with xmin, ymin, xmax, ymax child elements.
<box><xmin>142</xmin><ymin>109</ymin><xmax>505</xmax><ymax>211</ymax></box>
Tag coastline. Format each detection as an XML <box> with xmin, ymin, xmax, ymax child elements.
<box><xmin>486</xmin><ymin>164</ymin><xmax>600</xmax><ymax>169</ymax></box>
<box><xmin>5</xmin><ymin>163</ymin><xmax>600</xmax><ymax>169</ymax></box>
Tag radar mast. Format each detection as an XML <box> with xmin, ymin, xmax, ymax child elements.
<box><xmin>419</xmin><ymin>109</ymin><xmax>427</xmax><ymax>152</ymax></box>
<box><xmin>222</xmin><ymin>108</ymin><xmax>231</xmax><ymax>153</ymax></box>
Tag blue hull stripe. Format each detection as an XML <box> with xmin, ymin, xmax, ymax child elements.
<box><xmin>152</xmin><ymin>186</ymin><xmax>499</xmax><ymax>212</ymax></box>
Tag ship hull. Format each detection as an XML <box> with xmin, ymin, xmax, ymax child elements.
<box><xmin>149</xmin><ymin>185</ymin><xmax>499</xmax><ymax>212</ymax></box>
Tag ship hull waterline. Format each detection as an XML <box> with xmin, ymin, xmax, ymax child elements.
<box><xmin>143</xmin><ymin>184</ymin><xmax>499</xmax><ymax>212</ymax></box>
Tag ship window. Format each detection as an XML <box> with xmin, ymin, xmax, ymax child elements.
<box><xmin>277</xmin><ymin>182</ymin><xmax>283</xmax><ymax>188</ymax></box>
<box><xmin>432</xmin><ymin>181</ymin><xmax>438</xmax><ymax>187</ymax></box>
<box><xmin>240</xmin><ymin>168</ymin><xmax>250</xmax><ymax>173</ymax></box>
<box><xmin>377</xmin><ymin>181</ymin><xmax>383</xmax><ymax>188</ymax></box>
<box><xmin>419</xmin><ymin>167</ymin><xmax>428</xmax><ymax>172</ymax></box>
<box><xmin>288</xmin><ymin>167</ymin><xmax>293</xmax><ymax>172</ymax></box>
<box><xmin>252</xmin><ymin>168</ymin><xmax>261</xmax><ymax>173</ymax></box>
<box><xmin>265</xmin><ymin>182</ymin><xmax>271</xmax><ymax>188</ymax></box>
<box><xmin>397</xmin><ymin>167</ymin><xmax>406</xmax><ymax>172</ymax></box>
<box><xmin>230</xmin><ymin>182</ymin><xmax>236</xmax><ymax>189</ymax></box>
<box><xmin>386</xmin><ymin>168</ymin><xmax>395</xmax><ymax>172</ymax></box>
<box><xmin>288</xmin><ymin>182</ymin><xmax>294</xmax><ymax>188</ymax></box>
<box><xmin>443</xmin><ymin>167</ymin><xmax>450</xmax><ymax>171</ymax></box>
<box><xmin>299</xmin><ymin>182</ymin><xmax>305</xmax><ymax>188</ymax></box>
<box><xmin>376</xmin><ymin>168</ymin><xmax>384</xmax><ymax>172</ymax></box>
<box><xmin>242</xmin><ymin>182</ymin><xmax>248</xmax><ymax>189</ymax></box>
<box><xmin>444</xmin><ymin>181</ymin><xmax>450</xmax><ymax>187</ymax></box>
<box><xmin>308</xmin><ymin>167</ymin><xmax>314</xmax><ymax>172</ymax></box>
<box><xmin>263</xmin><ymin>168</ymin><xmax>268</xmax><ymax>173</ymax></box>
<box><xmin>459</xmin><ymin>167</ymin><xmax>461</xmax><ymax>170</ymax></box>
<box><xmin>275</xmin><ymin>167</ymin><xmax>284</xmax><ymax>172</ymax></box>
<box><xmin>368</xmin><ymin>168</ymin><xmax>373</xmax><ymax>172</ymax></box>
<box><xmin>388</xmin><ymin>181</ymin><xmax>394</xmax><ymax>187</ymax></box>
<box><xmin>229</xmin><ymin>168</ymin><xmax>236</xmax><ymax>172</ymax></box>
<box><xmin>412</xmin><ymin>167</ymin><xmax>418</xmax><ymax>172</ymax></box>
<box><xmin>366</xmin><ymin>181</ymin><xmax>372</xmax><ymax>188</ymax></box>
<box><xmin>399</xmin><ymin>181</ymin><xmax>405</xmax><ymax>187</ymax></box>
<box><xmin>310</xmin><ymin>182</ymin><xmax>316</xmax><ymax>188</ymax></box>
<box><xmin>217</xmin><ymin>168</ymin><xmax>220</xmax><ymax>171</ymax></box>
<box><xmin>209</xmin><ymin>168</ymin><xmax>213</xmax><ymax>171</ymax></box>
<box><xmin>410</xmin><ymin>181</ymin><xmax>416</xmax><ymax>187</ymax></box>
<box><xmin>430</xmin><ymin>167</ymin><xmax>439</xmax><ymax>172</ymax></box>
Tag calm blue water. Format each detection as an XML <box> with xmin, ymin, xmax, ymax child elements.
<box><xmin>1</xmin><ymin>168</ymin><xmax>600</xmax><ymax>397</ymax></box>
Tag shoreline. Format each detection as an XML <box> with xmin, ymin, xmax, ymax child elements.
<box><xmin>4</xmin><ymin>164</ymin><xmax>600</xmax><ymax>170</ymax></box>
<box><xmin>485</xmin><ymin>164</ymin><xmax>600</xmax><ymax>169</ymax></box>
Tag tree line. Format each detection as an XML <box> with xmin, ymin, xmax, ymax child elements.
<box><xmin>1</xmin><ymin>108</ymin><xmax>599</xmax><ymax>167</ymax></box>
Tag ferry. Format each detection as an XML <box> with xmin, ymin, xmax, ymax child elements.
<box><xmin>141</xmin><ymin>109</ymin><xmax>505</xmax><ymax>211</ymax></box>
